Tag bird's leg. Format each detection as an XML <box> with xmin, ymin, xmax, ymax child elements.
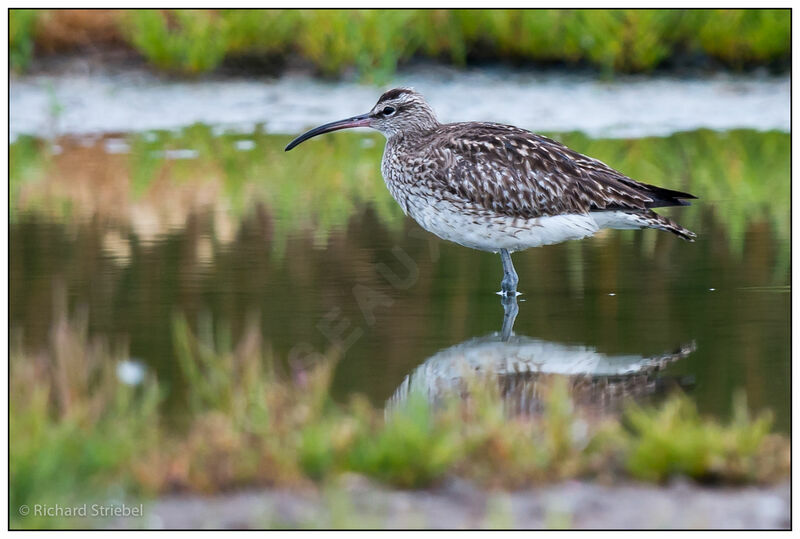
<box><xmin>499</xmin><ymin>248</ymin><xmax>519</xmax><ymax>296</ymax></box>
<box><xmin>500</xmin><ymin>293</ymin><xmax>519</xmax><ymax>341</ymax></box>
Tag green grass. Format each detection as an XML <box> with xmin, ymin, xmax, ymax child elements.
<box><xmin>124</xmin><ymin>10</ymin><xmax>230</xmax><ymax>74</ymax></box>
<box><xmin>10</xmin><ymin>308</ymin><xmax>789</xmax><ymax>529</ymax></box>
<box><xmin>10</xmin><ymin>9</ymin><xmax>791</xmax><ymax>78</ymax></box>
<box><xmin>625</xmin><ymin>392</ymin><xmax>778</xmax><ymax>482</ymax></box>
<box><xmin>9</xmin><ymin>9</ymin><xmax>38</xmax><ymax>72</ymax></box>
<box><xmin>9</xmin><ymin>309</ymin><xmax>160</xmax><ymax>529</ymax></box>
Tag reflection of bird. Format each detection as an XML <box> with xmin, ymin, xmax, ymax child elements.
<box><xmin>388</xmin><ymin>331</ymin><xmax>696</xmax><ymax>416</ymax></box>
<box><xmin>286</xmin><ymin>88</ymin><xmax>696</xmax><ymax>296</ymax></box>
<box><xmin>388</xmin><ymin>294</ymin><xmax>696</xmax><ymax>415</ymax></box>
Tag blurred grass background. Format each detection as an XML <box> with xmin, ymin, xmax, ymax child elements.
<box><xmin>10</xmin><ymin>9</ymin><xmax>790</xmax><ymax>79</ymax></box>
<box><xmin>10</xmin><ymin>306</ymin><xmax>789</xmax><ymax>528</ymax></box>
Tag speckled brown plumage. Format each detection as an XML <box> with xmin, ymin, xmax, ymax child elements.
<box><xmin>408</xmin><ymin>124</ymin><xmax>692</xmax><ymax>216</ymax></box>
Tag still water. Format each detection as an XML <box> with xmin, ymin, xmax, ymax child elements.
<box><xmin>10</xmin><ymin>126</ymin><xmax>790</xmax><ymax>430</ymax></box>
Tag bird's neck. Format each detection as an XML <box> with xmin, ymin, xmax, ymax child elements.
<box><xmin>408</xmin><ymin>109</ymin><xmax>441</xmax><ymax>135</ymax></box>
<box><xmin>386</xmin><ymin>123</ymin><xmax>439</xmax><ymax>147</ymax></box>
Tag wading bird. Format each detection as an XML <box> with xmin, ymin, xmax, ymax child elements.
<box><xmin>285</xmin><ymin>88</ymin><xmax>696</xmax><ymax>296</ymax></box>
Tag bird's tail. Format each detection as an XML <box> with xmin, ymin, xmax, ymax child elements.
<box><xmin>641</xmin><ymin>210</ymin><xmax>696</xmax><ymax>242</ymax></box>
<box><xmin>593</xmin><ymin>209</ymin><xmax>696</xmax><ymax>241</ymax></box>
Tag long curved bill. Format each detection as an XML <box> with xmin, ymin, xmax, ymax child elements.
<box><xmin>284</xmin><ymin>113</ymin><xmax>372</xmax><ymax>151</ymax></box>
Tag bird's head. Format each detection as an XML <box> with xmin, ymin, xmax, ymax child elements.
<box><xmin>285</xmin><ymin>88</ymin><xmax>439</xmax><ymax>151</ymax></box>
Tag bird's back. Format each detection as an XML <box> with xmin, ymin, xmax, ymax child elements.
<box><xmin>398</xmin><ymin>122</ymin><xmax>693</xmax><ymax>216</ymax></box>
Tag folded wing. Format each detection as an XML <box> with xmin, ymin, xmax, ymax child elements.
<box><xmin>424</xmin><ymin>123</ymin><xmax>696</xmax><ymax>219</ymax></box>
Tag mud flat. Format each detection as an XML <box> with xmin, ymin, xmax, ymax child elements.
<box><xmin>116</xmin><ymin>477</ymin><xmax>789</xmax><ymax>529</ymax></box>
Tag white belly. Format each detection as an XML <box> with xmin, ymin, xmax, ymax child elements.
<box><xmin>406</xmin><ymin>198</ymin><xmax>602</xmax><ymax>253</ymax></box>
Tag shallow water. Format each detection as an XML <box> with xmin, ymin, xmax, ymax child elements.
<box><xmin>10</xmin><ymin>66</ymin><xmax>790</xmax><ymax>140</ymax></box>
<box><xmin>9</xmin><ymin>124</ymin><xmax>790</xmax><ymax>430</ymax></box>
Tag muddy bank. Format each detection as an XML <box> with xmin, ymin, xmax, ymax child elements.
<box><xmin>116</xmin><ymin>477</ymin><xmax>790</xmax><ymax>529</ymax></box>
<box><xmin>10</xmin><ymin>61</ymin><xmax>789</xmax><ymax>141</ymax></box>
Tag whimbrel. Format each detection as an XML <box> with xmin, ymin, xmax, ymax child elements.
<box><xmin>285</xmin><ymin>88</ymin><xmax>696</xmax><ymax>296</ymax></box>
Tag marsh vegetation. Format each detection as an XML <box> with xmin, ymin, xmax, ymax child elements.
<box><xmin>10</xmin><ymin>9</ymin><xmax>790</xmax><ymax>78</ymax></box>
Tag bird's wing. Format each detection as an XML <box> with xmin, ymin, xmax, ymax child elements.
<box><xmin>423</xmin><ymin>124</ymin><xmax>694</xmax><ymax>219</ymax></box>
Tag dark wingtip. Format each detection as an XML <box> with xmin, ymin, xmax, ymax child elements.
<box><xmin>642</xmin><ymin>184</ymin><xmax>698</xmax><ymax>208</ymax></box>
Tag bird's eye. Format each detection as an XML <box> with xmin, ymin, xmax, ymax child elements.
<box><xmin>382</xmin><ymin>106</ymin><xmax>396</xmax><ymax>116</ymax></box>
